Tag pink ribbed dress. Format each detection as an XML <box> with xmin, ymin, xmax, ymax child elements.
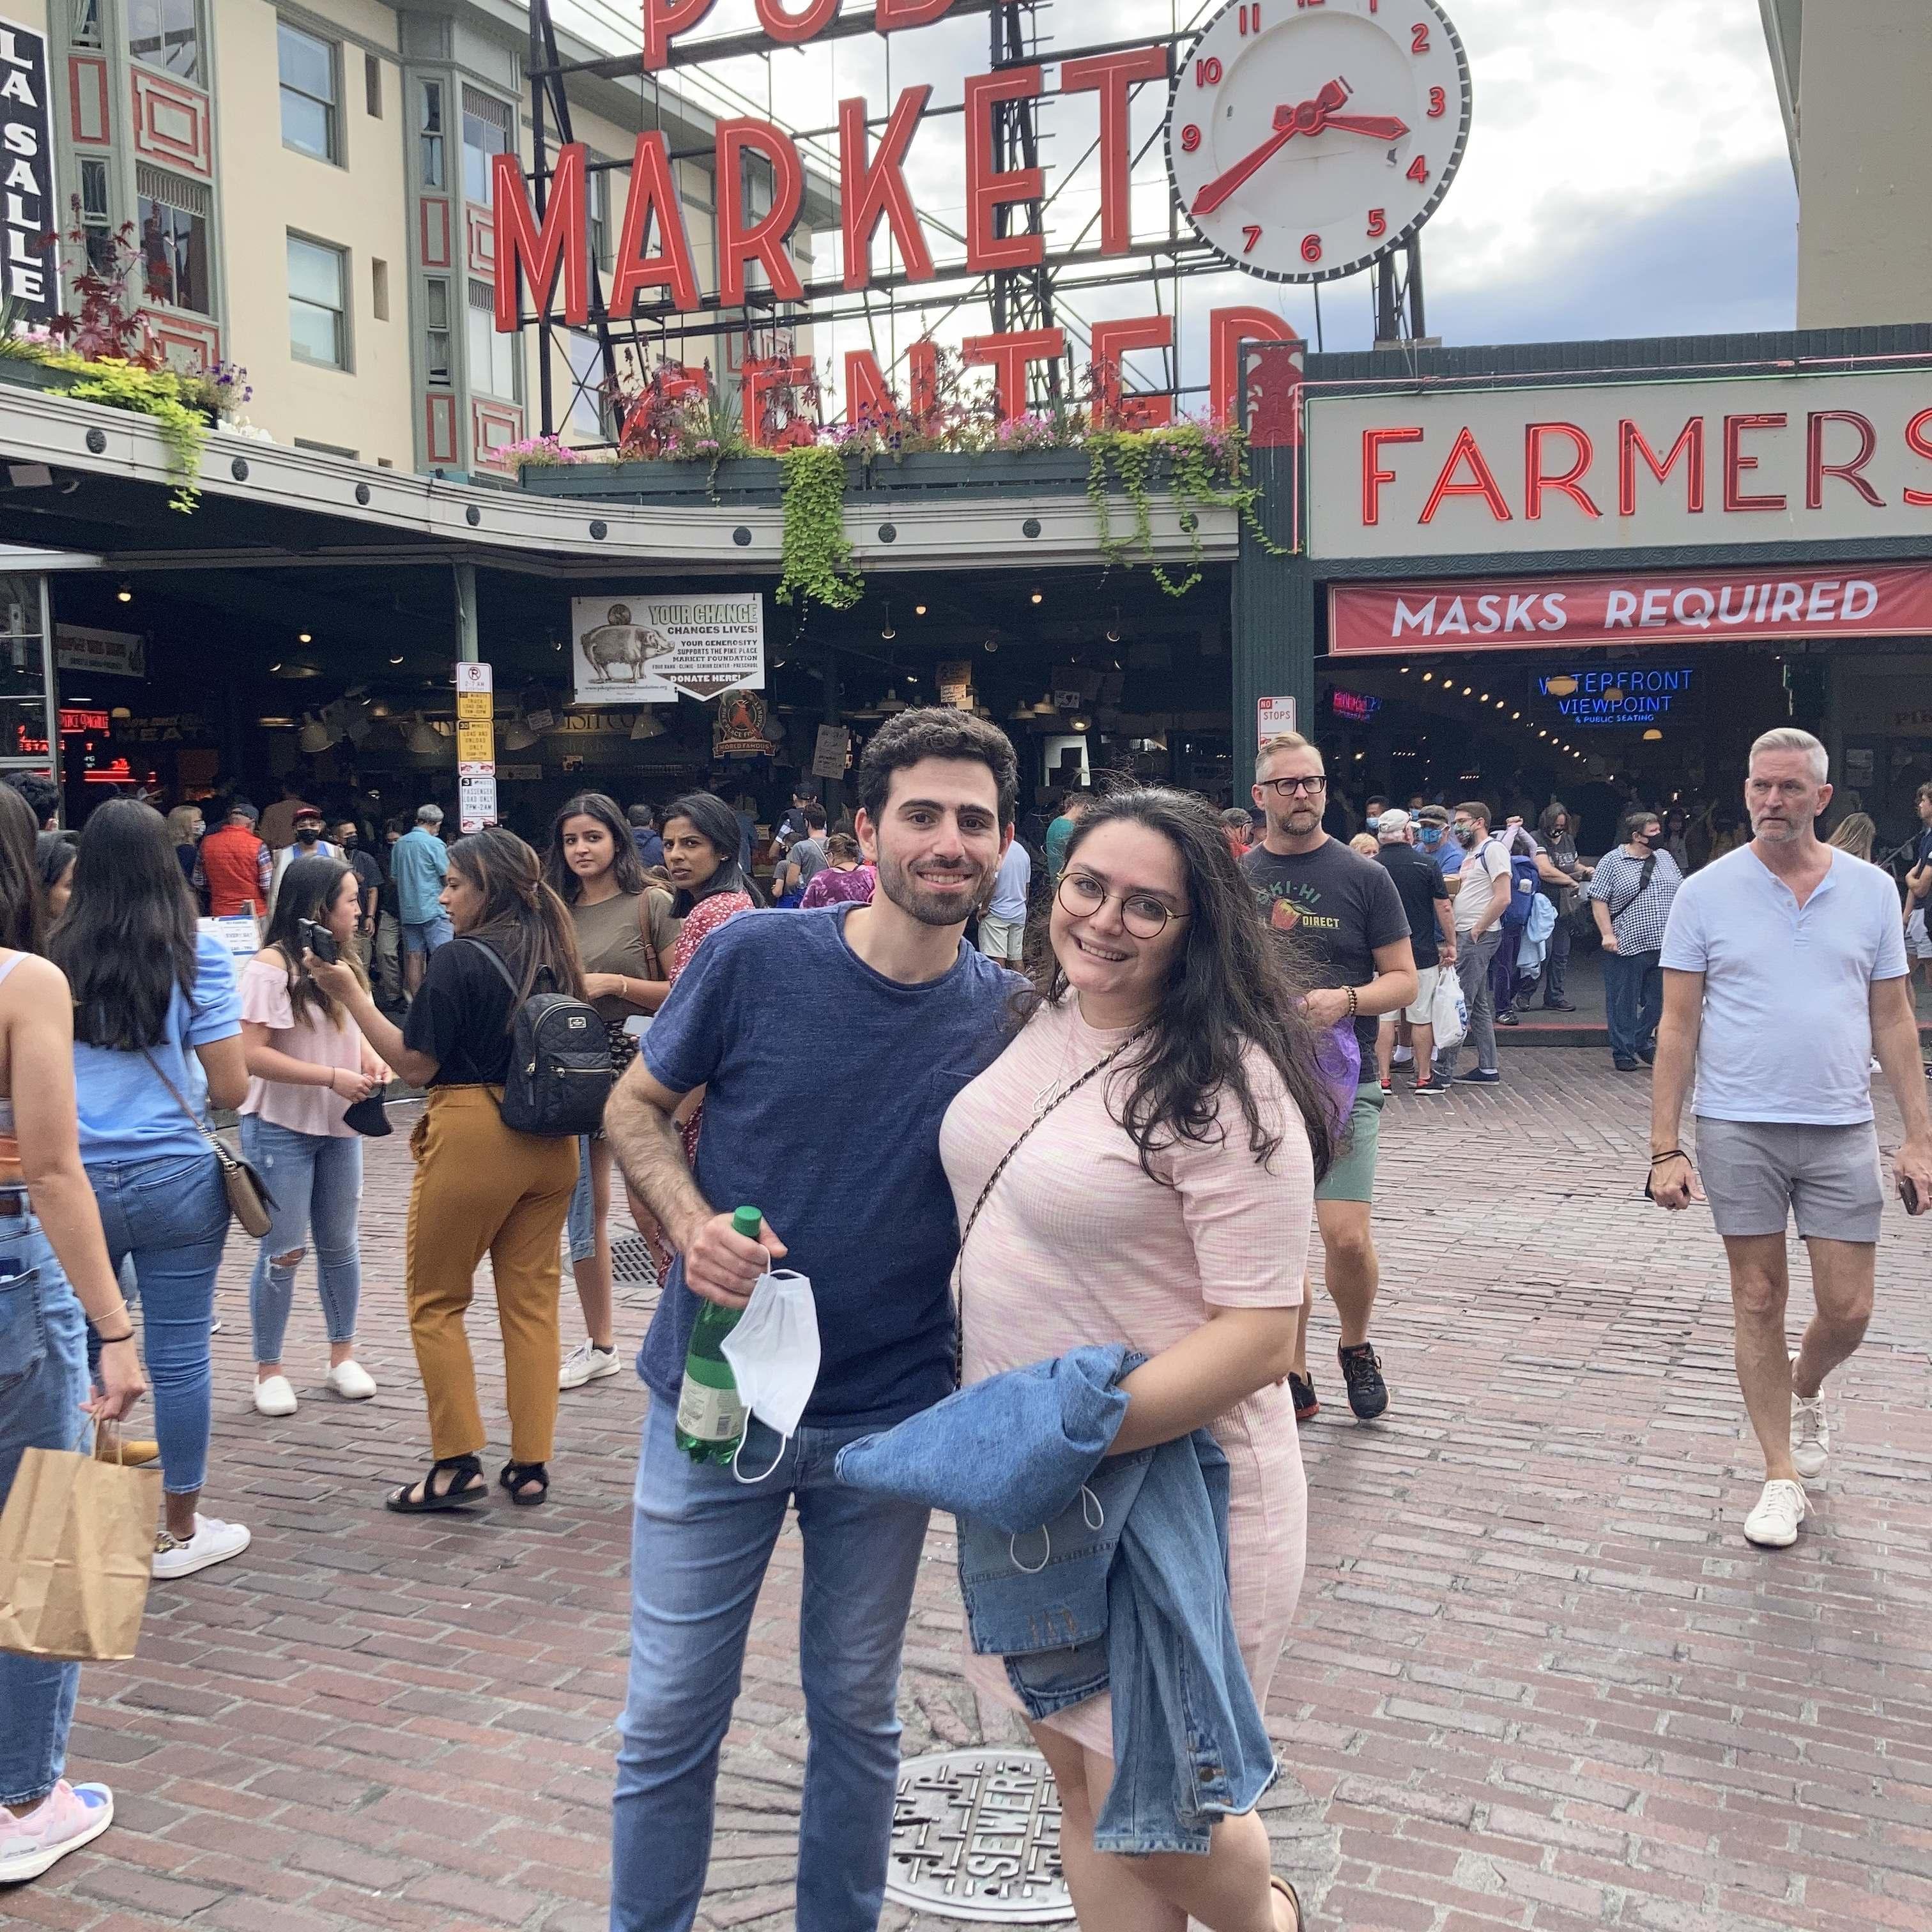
<box><xmin>939</xmin><ymin>997</ymin><xmax>1314</xmax><ymax>1758</ymax></box>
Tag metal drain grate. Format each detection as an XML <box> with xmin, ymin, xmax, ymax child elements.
<box><xmin>610</xmin><ymin>1234</ymin><xmax>661</xmax><ymax>1289</ymax></box>
<box><xmin>884</xmin><ymin>1749</ymin><xmax>1072</xmax><ymax>1923</ymax></box>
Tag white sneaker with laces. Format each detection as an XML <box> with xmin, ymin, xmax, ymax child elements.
<box><xmin>559</xmin><ymin>1337</ymin><xmax>622</xmax><ymax>1390</ymax></box>
<box><xmin>0</xmin><ymin>1781</ymin><xmax>114</xmax><ymax>1883</ymax></box>
<box><xmin>326</xmin><ymin>1359</ymin><xmax>377</xmax><ymax>1400</ymax></box>
<box><xmin>1790</xmin><ymin>1353</ymin><xmax>1830</xmax><ymax>1480</ymax></box>
<box><xmin>1744</xmin><ymin>1479</ymin><xmax>1807</xmax><ymax>1549</ymax></box>
<box><xmin>151</xmin><ymin>1514</ymin><xmax>251</xmax><ymax>1580</ymax></box>
<box><xmin>252</xmin><ymin>1374</ymin><xmax>297</xmax><ymax>1417</ymax></box>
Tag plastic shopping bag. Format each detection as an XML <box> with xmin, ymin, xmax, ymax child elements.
<box><xmin>1431</xmin><ymin>964</ymin><xmax>1469</xmax><ymax>1052</ymax></box>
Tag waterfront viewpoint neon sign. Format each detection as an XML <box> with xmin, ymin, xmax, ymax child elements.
<box><xmin>491</xmin><ymin>0</ymin><xmax>1300</xmax><ymax>425</ymax></box>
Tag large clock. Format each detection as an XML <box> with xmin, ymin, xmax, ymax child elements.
<box><xmin>1166</xmin><ymin>0</ymin><xmax>1473</xmax><ymax>285</ymax></box>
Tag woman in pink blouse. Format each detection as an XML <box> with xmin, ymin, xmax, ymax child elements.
<box><xmin>941</xmin><ymin>787</ymin><xmax>1333</xmax><ymax>1932</ymax></box>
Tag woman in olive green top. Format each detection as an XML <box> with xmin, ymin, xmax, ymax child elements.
<box><xmin>544</xmin><ymin>793</ymin><xmax>678</xmax><ymax>1390</ymax></box>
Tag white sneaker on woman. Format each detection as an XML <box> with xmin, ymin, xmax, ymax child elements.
<box><xmin>1743</xmin><ymin>1480</ymin><xmax>1807</xmax><ymax>1549</ymax></box>
<box><xmin>560</xmin><ymin>1338</ymin><xmax>622</xmax><ymax>1390</ymax></box>
<box><xmin>151</xmin><ymin>1515</ymin><xmax>251</xmax><ymax>1580</ymax></box>
<box><xmin>326</xmin><ymin>1360</ymin><xmax>377</xmax><ymax>1400</ymax></box>
<box><xmin>0</xmin><ymin>1781</ymin><xmax>114</xmax><ymax>1883</ymax></box>
<box><xmin>252</xmin><ymin>1375</ymin><xmax>297</xmax><ymax>1417</ymax></box>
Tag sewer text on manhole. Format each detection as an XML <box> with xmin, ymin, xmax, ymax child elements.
<box><xmin>884</xmin><ymin>1748</ymin><xmax>1073</xmax><ymax>1924</ymax></box>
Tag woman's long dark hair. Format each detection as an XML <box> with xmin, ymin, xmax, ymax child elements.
<box><xmin>448</xmin><ymin>826</ymin><xmax>587</xmax><ymax>1021</ymax></box>
<box><xmin>661</xmin><ymin>791</ymin><xmax>762</xmax><ymax>914</ymax></box>
<box><xmin>1537</xmin><ymin>802</ymin><xmax>1572</xmax><ymax>843</ymax></box>
<box><xmin>0</xmin><ymin>785</ymin><xmax>44</xmax><ymax>955</ymax></box>
<box><xmin>544</xmin><ymin>790</ymin><xmax>647</xmax><ymax>905</ymax></box>
<box><xmin>1019</xmin><ymin>786</ymin><xmax>1333</xmax><ymax>1183</ymax></box>
<box><xmin>262</xmin><ymin>854</ymin><xmax>365</xmax><ymax>1027</ymax></box>
<box><xmin>50</xmin><ymin>797</ymin><xmax>199</xmax><ymax>1050</ymax></box>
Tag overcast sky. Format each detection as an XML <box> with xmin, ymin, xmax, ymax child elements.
<box><xmin>553</xmin><ymin>0</ymin><xmax>1797</xmax><ymax>406</ymax></box>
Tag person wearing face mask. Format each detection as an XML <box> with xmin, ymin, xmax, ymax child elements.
<box><xmin>268</xmin><ymin>807</ymin><xmax>341</xmax><ymax>907</ymax></box>
<box><xmin>601</xmin><ymin>710</ymin><xmax>1022</xmax><ymax>1932</ymax></box>
<box><xmin>1584</xmin><ymin>808</ymin><xmax>1682</xmax><ymax>1071</ymax></box>
<box><xmin>1415</xmin><ymin>806</ymin><xmax>1455</xmax><ymax>873</ymax></box>
<box><xmin>334</xmin><ymin>820</ymin><xmax>382</xmax><ymax>976</ymax></box>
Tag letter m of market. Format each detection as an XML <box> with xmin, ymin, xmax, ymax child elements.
<box><xmin>1296</xmin><ymin>353</ymin><xmax>1932</xmax><ymax>669</ymax></box>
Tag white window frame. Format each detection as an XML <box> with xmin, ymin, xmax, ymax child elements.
<box><xmin>288</xmin><ymin>231</ymin><xmax>351</xmax><ymax>371</ymax></box>
<box><xmin>278</xmin><ymin>20</ymin><xmax>342</xmax><ymax>165</ymax></box>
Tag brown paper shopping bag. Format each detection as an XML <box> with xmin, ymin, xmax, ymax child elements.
<box><xmin>0</xmin><ymin>1445</ymin><xmax>159</xmax><ymax>1662</ymax></box>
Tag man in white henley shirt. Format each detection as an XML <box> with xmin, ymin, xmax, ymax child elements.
<box><xmin>1650</xmin><ymin>728</ymin><xmax>1932</xmax><ymax>1551</ymax></box>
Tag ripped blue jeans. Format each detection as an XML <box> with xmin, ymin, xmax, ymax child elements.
<box><xmin>238</xmin><ymin>1116</ymin><xmax>362</xmax><ymax>1365</ymax></box>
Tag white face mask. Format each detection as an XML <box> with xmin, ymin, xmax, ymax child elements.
<box><xmin>719</xmin><ymin>1269</ymin><xmax>822</xmax><ymax>1483</ymax></box>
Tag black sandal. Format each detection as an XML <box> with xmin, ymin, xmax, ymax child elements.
<box><xmin>1269</xmin><ymin>1876</ymin><xmax>1305</xmax><ymax>1931</ymax></box>
<box><xmin>385</xmin><ymin>1454</ymin><xmax>487</xmax><ymax>1514</ymax></box>
<box><xmin>498</xmin><ymin>1460</ymin><xmax>549</xmax><ymax>1507</ymax></box>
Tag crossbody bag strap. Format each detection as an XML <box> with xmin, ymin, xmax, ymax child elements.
<box><xmin>139</xmin><ymin>1049</ymin><xmax>239</xmax><ymax>1169</ymax></box>
<box><xmin>1607</xmin><ymin>853</ymin><xmax>1659</xmax><ymax>925</ymax></box>
<box><xmin>951</xmin><ymin>1027</ymin><xmax>1147</xmax><ymax>1384</ymax></box>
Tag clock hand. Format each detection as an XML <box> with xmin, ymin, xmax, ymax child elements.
<box><xmin>1189</xmin><ymin>79</ymin><xmax>1356</xmax><ymax>218</ymax></box>
<box><xmin>1318</xmin><ymin>111</ymin><xmax>1410</xmax><ymax>141</ymax></box>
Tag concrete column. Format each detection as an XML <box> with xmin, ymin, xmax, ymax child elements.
<box><xmin>453</xmin><ymin>562</ymin><xmax>479</xmax><ymax>663</ymax></box>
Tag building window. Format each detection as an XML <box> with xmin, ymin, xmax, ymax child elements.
<box><xmin>424</xmin><ymin>276</ymin><xmax>451</xmax><ymax>385</ymax></box>
<box><xmin>461</xmin><ymin>86</ymin><xmax>512</xmax><ymax>206</ymax></box>
<box><xmin>288</xmin><ymin>233</ymin><xmax>348</xmax><ymax>367</ymax></box>
<box><xmin>418</xmin><ymin>79</ymin><xmax>444</xmax><ymax>187</ymax></box>
<box><xmin>587</xmin><ymin>158</ymin><xmax>609</xmax><ymax>269</ymax></box>
<box><xmin>72</xmin><ymin>0</ymin><xmax>102</xmax><ymax>49</ymax></box>
<box><xmin>135</xmin><ymin>166</ymin><xmax>211</xmax><ymax>314</ymax></box>
<box><xmin>466</xmin><ymin>277</ymin><xmax>518</xmax><ymax>398</ymax></box>
<box><xmin>79</xmin><ymin>158</ymin><xmax>114</xmax><ymax>275</ymax></box>
<box><xmin>279</xmin><ymin>22</ymin><xmax>339</xmax><ymax>163</ymax></box>
<box><xmin>364</xmin><ymin>51</ymin><xmax>381</xmax><ymax>118</ymax></box>
<box><xmin>567</xmin><ymin>330</ymin><xmax>610</xmax><ymax>440</ymax></box>
<box><xmin>126</xmin><ymin>0</ymin><xmax>199</xmax><ymax>84</ymax></box>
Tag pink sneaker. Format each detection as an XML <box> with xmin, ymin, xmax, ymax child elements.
<box><xmin>0</xmin><ymin>1781</ymin><xmax>114</xmax><ymax>1883</ymax></box>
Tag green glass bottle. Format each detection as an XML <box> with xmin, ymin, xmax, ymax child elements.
<box><xmin>675</xmin><ymin>1206</ymin><xmax>760</xmax><ymax>1464</ymax></box>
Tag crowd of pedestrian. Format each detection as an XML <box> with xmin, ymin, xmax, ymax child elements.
<box><xmin>0</xmin><ymin>716</ymin><xmax>1927</xmax><ymax>1925</ymax></box>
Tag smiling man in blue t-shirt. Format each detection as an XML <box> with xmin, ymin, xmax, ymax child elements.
<box><xmin>603</xmin><ymin>708</ymin><xmax>1020</xmax><ymax>1932</ymax></box>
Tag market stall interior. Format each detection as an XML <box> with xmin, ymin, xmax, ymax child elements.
<box><xmin>36</xmin><ymin>556</ymin><xmax>1239</xmax><ymax>845</ymax></box>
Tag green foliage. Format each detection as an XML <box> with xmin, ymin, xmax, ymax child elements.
<box><xmin>51</xmin><ymin>356</ymin><xmax>208</xmax><ymax>512</ymax></box>
<box><xmin>1085</xmin><ymin>422</ymin><xmax>1285</xmax><ymax>597</ymax></box>
<box><xmin>775</xmin><ymin>445</ymin><xmax>862</xmax><ymax>611</ymax></box>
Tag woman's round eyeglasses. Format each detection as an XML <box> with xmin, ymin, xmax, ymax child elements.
<box><xmin>1056</xmin><ymin>869</ymin><xmax>1189</xmax><ymax>940</ymax></box>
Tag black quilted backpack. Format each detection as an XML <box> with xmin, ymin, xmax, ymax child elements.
<box><xmin>465</xmin><ymin>940</ymin><xmax>613</xmax><ymax>1136</ymax></box>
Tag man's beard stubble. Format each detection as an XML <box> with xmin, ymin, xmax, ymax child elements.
<box><xmin>874</xmin><ymin>846</ymin><xmax>990</xmax><ymax>928</ymax></box>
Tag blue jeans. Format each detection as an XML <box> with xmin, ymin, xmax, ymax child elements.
<box><xmin>239</xmin><ymin>1117</ymin><xmax>363</xmax><ymax>1364</ymax></box>
<box><xmin>86</xmin><ymin>1150</ymin><xmax>230</xmax><ymax>1497</ymax></box>
<box><xmin>0</xmin><ymin>1209</ymin><xmax>89</xmax><ymax>1807</ymax></box>
<box><xmin>1603</xmin><ymin>946</ymin><xmax>1663</xmax><ymax>1062</ymax></box>
<box><xmin>567</xmin><ymin>1135</ymin><xmax>597</xmax><ymax>1266</ymax></box>
<box><xmin>611</xmin><ymin>1397</ymin><xmax>930</xmax><ymax>1932</ymax></box>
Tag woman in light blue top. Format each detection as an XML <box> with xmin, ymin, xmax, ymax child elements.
<box><xmin>48</xmin><ymin>801</ymin><xmax>250</xmax><ymax>1583</ymax></box>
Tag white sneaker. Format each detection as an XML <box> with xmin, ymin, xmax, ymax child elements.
<box><xmin>1790</xmin><ymin>1354</ymin><xmax>1830</xmax><ymax>1480</ymax></box>
<box><xmin>560</xmin><ymin>1337</ymin><xmax>622</xmax><ymax>1390</ymax></box>
<box><xmin>325</xmin><ymin>1359</ymin><xmax>377</xmax><ymax>1401</ymax></box>
<box><xmin>252</xmin><ymin>1374</ymin><xmax>297</xmax><ymax>1417</ymax></box>
<box><xmin>1743</xmin><ymin>1479</ymin><xmax>1808</xmax><ymax>1549</ymax></box>
<box><xmin>152</xmin><ymin>1514</ymin><xmax>251</xmax><ymax>1580</ymax></box>
<box><xmin>0</xmin><ymin>1780</ymin><xmax>114</xmax><ymax>1883</ymax></box>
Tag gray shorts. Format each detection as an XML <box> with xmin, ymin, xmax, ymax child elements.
<box><xmin>1694</xmin><ymin>1117</ymin><xmax>1885</xmax><ymax>1243</ymax></box>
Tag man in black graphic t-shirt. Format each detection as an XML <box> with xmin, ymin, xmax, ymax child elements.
<box><xmin>1242</xmin><ymin>732</ymin><xmax>1416</xmax><ymax>1427</ymax></box>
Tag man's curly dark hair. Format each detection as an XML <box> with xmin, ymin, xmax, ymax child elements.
<box><xmin>856</xmin><ymin>707</ymin><xmax>1019</xmax><ymax>830</ymax></box>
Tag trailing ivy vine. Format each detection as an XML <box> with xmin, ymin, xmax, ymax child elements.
<box><xmin>775</xmin><ymin>444</ymin><xmax>864</xmax><ymax>611</ymax></box>
<box><xmin>53</xmin><ymin>356</ymin><xmax>208</xmax><ymax>512</ymax></box>
<box><xmin>1085</xmin><ymin>424</ymin><xmax>1287</xmax><ymax>597</ymax></box>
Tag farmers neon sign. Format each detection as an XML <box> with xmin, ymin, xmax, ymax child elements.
<box><xmin>491</xmin><ymin>0</ymin><xmax>1299</xmax><ymax>427</ymax></box>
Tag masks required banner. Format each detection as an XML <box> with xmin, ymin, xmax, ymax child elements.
<box><xmin>569</xmin><ymin>594</ymin><xmax>764</xmax><ymax>704</ymax></box>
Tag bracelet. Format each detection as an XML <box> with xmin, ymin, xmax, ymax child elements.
<box><xmin>1345</xmin><ymin>985</ymin><xmax>1360</xmax><ymax>1018</ymax></box>
<box><xmin>96</xmin><ymin>1328</ymin><xmax>135</xmax><ymax>1344</ymax></box>
<box><xmin>1649</xmin><ymin>1149</ymin><xmax>1689</xmax><ymax>1165</ymax></box>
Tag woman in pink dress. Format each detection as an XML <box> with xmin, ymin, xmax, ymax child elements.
<box><xmin>941</xmin><ymin>787</ymin><xmax>1333</xmax><ymax>1932</ymax></box>
<box><xmin>645</xmin><ymin>793</ymin><xmax>758</xmax><ymax>1276</ymax></box>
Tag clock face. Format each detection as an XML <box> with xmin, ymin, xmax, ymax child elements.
<box><xmin>1166</xmin><ymin>0</ymin><xmax>1473</xmax><ymax>284</ymax></box>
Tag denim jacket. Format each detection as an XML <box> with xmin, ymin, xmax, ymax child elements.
<box><xmin>835</xmin><ymin>1344</ymin><xmax>1278</xmax><ymax>1854</ymax></box>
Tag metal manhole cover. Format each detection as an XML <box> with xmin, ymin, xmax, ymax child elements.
<box><xmin>885</xmin><ymin>1748</ymin><xmax>1072</xmax><ymax>1923</ymax></box>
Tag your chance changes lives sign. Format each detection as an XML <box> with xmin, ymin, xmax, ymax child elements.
<box><xmin>569</xmin><ymin>594</ymin><xmax>764</xmax><ymax>705</ymax></box>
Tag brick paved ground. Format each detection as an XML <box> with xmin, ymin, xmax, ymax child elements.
<box><xmin>15</xmin><ymin>1054</ymin><xmax>1932</xmax><ymax>1931</ymax></box>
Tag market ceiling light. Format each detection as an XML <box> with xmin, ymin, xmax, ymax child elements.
<box><xmin>298</xmin><ymin>631</ymin><xmax>312</xmax><ymax>645</ymax></box>
<box><xmin>1030</xmin><ymin>588</ymin><xmax>1043</xmax><ymax>605</ymax></box>
<box><xmin>115</xmin><ymin>581</ymin><xmax>132</xmax><ymax>603</ymax></box>
<box><xmin>1422</xmin><ymin>671</ymin><xmax>1434</xmax><ymax>682</ymax></box>
<box><xmin>1105</xmin><ymin>606</ymin><xmax>1122</xmax><ymax>643</ymax></box>
<box><xmin>914</xmin><ymin>604</ymin><xmax>928</xmax><ymax>617</ymax></box>
<box><xmin>1643</xmin><ymin>728</ymin><xmax>1664</xmax><ymax>741</ymax></box>
<box><xmin>983</xmin><ymin>636</ymin><xmax>999</xmax><ymax>652</ymax></box>
<box><xmin>389</xmin><ymin>654</ymin><xmax>404</xmax><ymax>665</ymax></box>
<box><xmin>1511</xmin><ymin>710</ymin><xmax>1521</xmax><ymax>720</ymax></box>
